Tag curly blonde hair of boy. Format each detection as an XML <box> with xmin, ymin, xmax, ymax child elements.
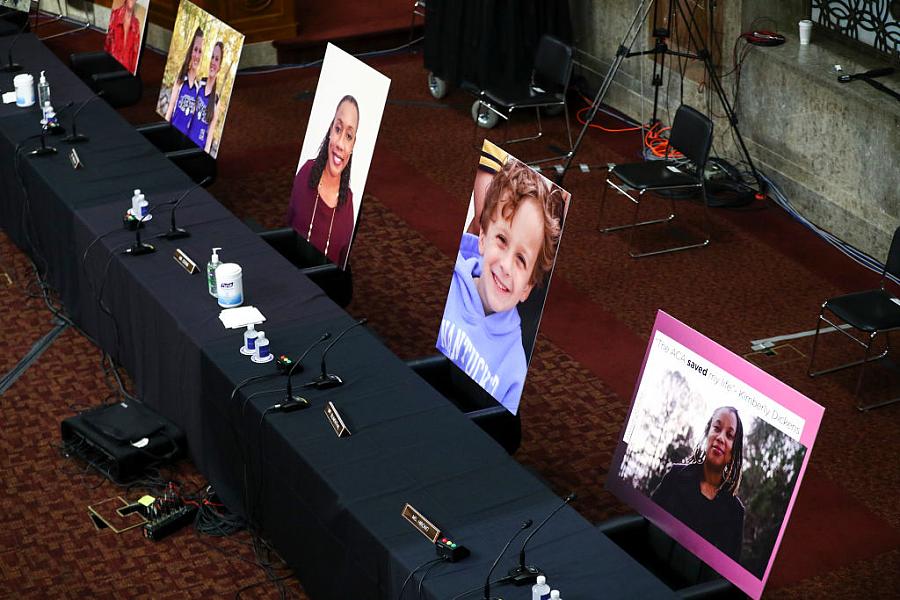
<box><xmin>479</xmin><ymin>159</ymin><xmax>562</xmax><ymax>288</ymax></box>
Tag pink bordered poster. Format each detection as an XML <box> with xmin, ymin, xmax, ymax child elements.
<box><xmin>606</xmin><ymin>310</ymin><xmax>824</xmax><ymax>600</ymax></box>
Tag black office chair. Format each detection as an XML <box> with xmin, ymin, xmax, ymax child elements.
<box><xmin>471</xmin><ymin>34</ymin><xmax>574</xmax><ymax>165</ymax></box>
<box><xmin>406</xmin><ymin>355</ymin><xmax>521</xmax><ymax>455</ymax></box>
<box><xmin>0</xmin><ymin>5</ymin><xmax>30</xmax><ymax>37</ymax></box>
<box><xmin>808</xmin><ymin>225</ymin><xmax>900</xmax><ymax>411</ymax></box>
<box><xmin>599</xmin><ymin>104</ymin><xmax>713</xmax><ymax>258</ymax></box>
<box><xmin>136</xmin><ymin>121</ymin><xmax>217</xmax><ymax>185</ymax></box>
<box><xmin>597</xmin><ymin>514</ymin><xmax>738</xmax><ymax>599</ymax></box>
<box><xmin>258</xmin><ymin>227</ymin><xmax>353</xmax><ymax>308</ymax></box>
<box><xmin>70</xmin><ymin>51</ymin><xmax>143</xmax><ymax>108</ymax></box>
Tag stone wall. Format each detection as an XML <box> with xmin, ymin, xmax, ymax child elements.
<box><xmin>569</xmin><ymin>0</ymin><xmax>899</xmax><ymax>259</ymax></box>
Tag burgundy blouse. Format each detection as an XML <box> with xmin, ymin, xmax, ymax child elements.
<box><xmin>287</xmin><ymin>160</ymin><xmax>355</xmax><ymax>268</ymax></box>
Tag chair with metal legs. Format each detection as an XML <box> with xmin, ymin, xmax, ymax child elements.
<box><xmin>807</xmin><ymin>225</ymin><xmax>900</xmax><ymax>410</ymax></box>
<box><xmin>599</xmin><ymin>104</ymin><xmax>713</xmax><ymax>258</ymax></box>
<box><xmin>471</xmin><ymin>34</ymin><xmax>574</xmax><ymax>165</ymax></box>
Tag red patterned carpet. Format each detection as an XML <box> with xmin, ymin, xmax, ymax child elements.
<box><xmin>0</xmin><ymin>18</ymin><xmax>898</xmax><ymax>599</ymax></box>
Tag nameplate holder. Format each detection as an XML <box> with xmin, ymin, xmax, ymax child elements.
<box><xmin>324</xmin><ymin>401</ymin><xmax>350</xmax><ymax>437</ymax></box>
<box><xmin>173</xmin><ymin>249</ymin><xmax>198</xmax><ymax>274</ymax></box>
<box><xmin>401</xmin><ymin>503</ymin><xmax>441</xmax><ymax>543</ymax></box>
<box><xmin>69</xmin><ymin>148</ymin><xmax>83</xmax><ymax>170</ymax></box>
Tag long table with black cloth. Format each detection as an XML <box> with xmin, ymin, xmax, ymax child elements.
<box><xmin>0</xmin><ymin>34</ymin><xmax>677</xmax><ymax>599</ymax></box>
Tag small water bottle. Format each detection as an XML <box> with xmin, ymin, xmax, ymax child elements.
<box><xmin>549</xmin><ymin>590</ymin><xmax>561</xmax><ymax>600</ymax></box>
<box><xmin>532</xmin><ymin>575</ymin><xmax>551</xmax><ymax>600</ymax></box>
<box><xmin>252</xmin><ymin>330</ymin><xmax>273</xmax><ymax>363</ymax></box>
<box><xmin>38</xmin><ymin>71</ymin><xmax>51</xmax><ymax>108</ymax></box>
<box><xmin>240</xmin><ymin>323</ymin><xmax>258</xmax><ymax>356</ymax></box>
<box><xmin>41</xmin><ymin>103</ymin><xmax>59</xmax><ymax>133</ymax></box>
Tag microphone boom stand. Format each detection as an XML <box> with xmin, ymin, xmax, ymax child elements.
<box><xmin>555</xmin><ymin>0</ymin><xmax>767</xmax><ymax>200</ymax></box>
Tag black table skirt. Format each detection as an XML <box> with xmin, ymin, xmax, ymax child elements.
<box><xmin>0</xmin><ymin>33</ymin><xmax>676</xmax><ymax>600</ymax></box>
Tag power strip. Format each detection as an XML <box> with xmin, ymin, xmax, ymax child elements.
<box><xmin>143</xmin><ymin>504</ymin><xmax>197</xmax><ymax>541</ymax></box>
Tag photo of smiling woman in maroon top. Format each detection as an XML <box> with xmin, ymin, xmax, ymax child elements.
<box><xmin>287</xmin><ymin>95</ymin><xmax>359</xmax><ymax>268</ymax></box>
<box><xmin>651</xmin><ymin>406</ymin><xmax>745</xmax><ymax>561</ymax></box>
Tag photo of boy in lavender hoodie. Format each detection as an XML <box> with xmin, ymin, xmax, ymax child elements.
<box><xmin>437</xmin><ymin>147</ymin><xmax>569</xmax><ymax>414</ymax></box>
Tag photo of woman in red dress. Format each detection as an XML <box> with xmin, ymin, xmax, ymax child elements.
<box><xmin>104</xmin><ymin>0</ymin><xmax>148</xmax><ymax>75</ymax></box>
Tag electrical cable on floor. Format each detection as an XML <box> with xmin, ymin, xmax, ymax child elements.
<box><xmin>763</xmin><ymin>173</ymin><xmax>899</xmax><ymax>285</ymax></box>
<box><xmin>573</xmin><ymin>94</ymin><xmax>681</xmax><ymax>160</ymax></box>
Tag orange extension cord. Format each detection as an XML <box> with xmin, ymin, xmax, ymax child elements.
<box><xmin>575</xmin><ymin>94</ymin><xmax>682</xmax><ymax>159</ymax></box>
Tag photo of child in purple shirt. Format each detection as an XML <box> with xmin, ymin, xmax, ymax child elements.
<box><xmin>437</xmin><ymin>148</ymin><xmax>569</xmax><ymax>414</ymax></box>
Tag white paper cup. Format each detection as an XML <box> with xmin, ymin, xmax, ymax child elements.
<box><xmin>799</xmin><ymin>20</ymin><xmax>813</xmax><ymax>45</ymax></box>
<box><xmin>13</xmin><ymin>73</ymin><xmax>34</xmax><ymax>107</ymax></box>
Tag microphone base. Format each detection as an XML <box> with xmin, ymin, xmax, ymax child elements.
<box><xmin>507</xmin><ymin>564</ymin><xmax>542</xmax><ymax>586</ymax></box>
<box><xmin>28</xmin><ymin>145</ymin><xmax>57</xmax><ymax>157</ymax></box>
<box><xmin>282</xmin><ymin>395</ymin><xmax>310</xmax><ymax>411</ymax></box>
<box><xmin>163</xmin><ymin>227</ymin><xmax>190</xmax><ymax>240</ymax></box>
<box><xmin>125</xmin><ymin>242</ymin><xmax>156</xmax><ymax>256</ymax></box>
<box><xmin>1</xmin><ymin>62</ymin><xmax>22</xmax><ymax>73</ymax></box>
<box><xmin>63</xmin><ymin>133</ymin><xmax>89</xmax><ymax>144</ymax></box>
<box><xmin>305</xmin><ymin>373</ymin><xmax>343</xmax><ymax>390</ymax></box>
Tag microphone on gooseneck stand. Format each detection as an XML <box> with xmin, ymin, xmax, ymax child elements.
<box><xmin>28</xmin><ymin>120</ymin><xmax>57</xmax><ymax>157</ymax></box>
<box><xmin>125</xmin><ymin>206</ymin><xmax>156</xmax><ymax>255</ymax></box>
<box><xmin>304</xmin><ymin>318</ymin><xmax>368</xmax><ymax>390</ymax></box>
<box><xmin>63</xmin><ymin>90</ymin><xmax>105</xmax><ymax>144</ymax></box>
<box><xmin>0</xmin><ymin>16</ymin><xmax>28</xmax><ymax>72</ymax></box>
<box><xmin>484</xmin><ymin>520</ymin><xmax>532</xmax><ymax>600</ymax></box>
<box><xmin>124</xmin><ymin>191</ymin><xmax>163</xmax><ymax>255</ymax></box>
<box><xmin>164</xmin><ymin>175</ymin><xmax>213</xmax><ymax>240</ymax></box>
<box><xmin>28</xmin><ymin>102</ymin><xmax>72</xmax><ymax>156</ymax></box>
<box><xmin>276</xmin><ymin>332</ymin><xmax>331</xmax><ymax>412</ymax></box>
<box><xmin>508</xmin><ymin>492</ymin><xmax>577</xmax><ymax>585</ymax></box>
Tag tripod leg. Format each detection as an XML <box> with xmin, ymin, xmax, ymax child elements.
<box><xmin>671</xmin><ymin>0</ymin><xmax>767</xmax><ymax>197</ymax></box>
<box><xmin>557</xmin><ymin>0</ymin><xmax>657</xmax><ymax>186</ymax></box>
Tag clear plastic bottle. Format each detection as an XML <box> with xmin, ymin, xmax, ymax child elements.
<box><xmin>532</xmin><ymin>575</ymin><xmax>551</xmax><ymax>600</ymax></box>
<box><xmin>549</xmin><ymin>590</ymin><xmax>561</xmax><ymax>600</ymax></box>
<box><xmin>207</xmin><ymin>247</ymin><xmax>221</xmax><ymax>297</ymax></box>
<box><xmin>37</xmin><ymin>71</ymin><xmax>50</xmax><ymax>108</ymax></box>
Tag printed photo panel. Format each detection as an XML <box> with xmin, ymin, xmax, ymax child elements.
<box><xmin>436</xmin><ymin>140</ymin><xmax>571</xmax><ymax>415</ymax></box>
<box><xmin>288</xmin><ymin>43</ymin><xmax>391</xmax><ymax>270</ymax></box>
<box><xmin>156</xmin><ymin>0</ymin><xmax>244</xmax><ymax>158</ymax></box>
<box><xmin>104</xmin><ymin>0</ymin><xmax>150</xmax><ymax>75</ymax></box>
<box><xmin>606</xmin><ymin>310</ymin><xmax>824</xmax><ymax>600</ymax></box>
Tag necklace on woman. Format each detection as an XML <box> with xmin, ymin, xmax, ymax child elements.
<box><xmin>306</xmin><ymin>191</ymin><xmax>337</xmax><ymax>257</ymax></box>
